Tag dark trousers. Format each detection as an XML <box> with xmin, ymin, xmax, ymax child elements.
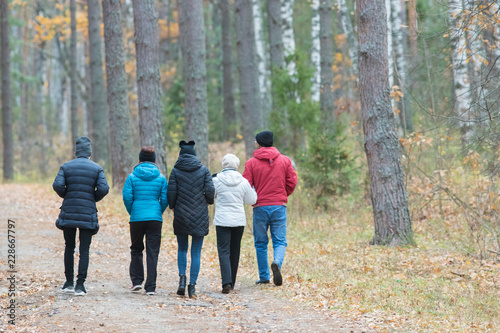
<box><xmin>63</xmin><ymin>227</ymin><xmax>93</xmax><ymax>284</ymax></box>
<box><xmin>129</xmin><ymin>221</ymin><xmax>162</xmax><ymax>292</ymax></box>
<box><xmin>216</xmin><ymin>226</ymin><xmax>245</xmax><ymax>287</ymax></box>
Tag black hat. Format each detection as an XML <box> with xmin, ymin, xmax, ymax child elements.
<box><xmin>75</xmin><ymin>136</ymin><xmax>92</xmax><ymax>157</ymax></box>
<box><xmin>139</xmin><ymin>146</ymin><xmax>156</xmax><ymax>163</ymax></box>
<box><xmin>255</xmin><ymin>131</ymin><xmax>273</xmax><ymax>147</ymax></box>
<box><xmin>179</xmin><ymin>140</ymin><xmax>196</xmax><ymax>156</ymax></box>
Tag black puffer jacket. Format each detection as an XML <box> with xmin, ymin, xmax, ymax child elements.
<box><xmin>167</xmin><ymin>154</ymin><xmax>215</xmax><ymax>237</ymax></box>
<box><xmin>53</xmin><ymin>157</ymin><xmax>109</xmax><ymax>233</ymax></box>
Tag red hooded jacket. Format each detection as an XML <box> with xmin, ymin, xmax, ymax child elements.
<box><xmin>243</xmin><ymin>147</ymin><xmax>297</xmax><ymax>207</ymax></box>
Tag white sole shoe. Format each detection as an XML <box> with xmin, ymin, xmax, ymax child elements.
<box><xmin>130</xmin><ymin>285</ymin><xmax>142</xmax><ymax>292</ymax></box>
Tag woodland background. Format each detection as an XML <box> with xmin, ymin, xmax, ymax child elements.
<box><xmin>0</xmin><ymin>0</ymin><xmax>499</xmax><ymax>331</ymax></box>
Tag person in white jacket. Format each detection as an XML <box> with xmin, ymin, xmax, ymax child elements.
<box><xmin>213</xmin><ymin>153</ymin><xmax>257</xmax><ymax>294</ymax></box>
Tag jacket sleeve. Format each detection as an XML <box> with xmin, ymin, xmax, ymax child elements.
<box><xmin>52</xmin><ymin>166</ymin><xmax>67</xmax><ymax>198</ymax></box>
<box><xmin>242</xmin><ymin>160</ymin><xmax>253</xmax><ymax>187</ymax></box>
<box><xmin>285</xmin><ymin>158</ymin><xmax>298</xmax><ymax>196</ymax></box>
<box><xmin>122</xmin><ymin>175</ymin><xmax>134</xmax><ymax>215</ymax></box>
<box><xmin>160</xmin><ymin>176</ymin><xmax>169</xmax><ymax>213</ymax></box>
<box><xmin>243</xmin><ymin>179</ymin><xmax>257</xmax><ymax>205</ymax></box>
<box><xmin>95</xmin><ymin>167</ymin><xmax>110</xmax><ymax>202</ymax></box>
<box><xmin>204</xmin><ymin>169</ymin><xmax>215</xmax><ymax>205</ymax></box>
<box><xmin>167</xmin><ymin>170</ymin><xmax>177</xmax><ymax>209</ymax></box>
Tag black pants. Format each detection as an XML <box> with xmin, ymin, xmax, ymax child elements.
<box><xmin>63</xmin><ymin>227</ymin><xmax>93</xmax><ymax>284</ymax></box>
<box><xmin>216</xmin><ymin>226</ymin><xmax>245</xmax><ymax>287</ymax></box>
<box><xmin>129</xmin><ymin>221</ymin><xmax>162</xmax><ymax>292</ymax></box>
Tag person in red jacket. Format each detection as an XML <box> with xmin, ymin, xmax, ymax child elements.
<box><xmin>243</xmin><ymin>131</ymin><xmax>297</xmax><ymax>286</ymax></box>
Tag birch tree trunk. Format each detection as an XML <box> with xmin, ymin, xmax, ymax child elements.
<box><xmin>252</xmin><ymin>0</ymin><xmax>271</xmax><ymax>126</ymax></box>
<box><xmin>281</xmin><ymin>0</ymin><xmax>296</xmax><ymax>76</ymax></box>
<box><xmin>132</xmin><ymin>0</ymin><xmax>167</xmax><ymax>172</ymax></box>
<box><xmin>220</xmin><ymin>0</ymin><xmax>237</xmax><ymax>141</ymax></box>
<box><xmin>103</xmin><ymin>0</ymin><xmax>135</xmax><ymax>188</ymax></box>
<box><xmin>337</xmin><ymin>0</ymin><xmax>358</xmax><ymax>75</ymax></box>
<box><xmin>311</xmin><ymin>0</ymin><xmax>320</xmax><ymax>102</ymax></box>
<box><xmin>70</xmin><ymin>0</ymin><xmax>78</xmax><ymax>152</ymax></box>
<box><xmin>1</xmin><ymin>0</ymin><xmax>13</xmax><ymax>180</ymax></box>
<box><xmin>235</xmin><ymin>0</ymin><xmax>263</xmax><ymax>158</ymax></box>
<box><xmin>177</xmin><ymin>0</ymin><xmax>209</xmax><ymax>166</ymax></box>
<box><xmin>356</xmin><ymin>0</ymin><xmax>414</xmax><ymax>246</ymax></box>
<box><xmin>319</xmin><ymin>0</ymin><xmax>334</xmax><ymax>129</ymax></box>
<box><xmin>448</xmin><ymin>0</ymin><xmax>473</xmax><ymax>147</ymax></box>
<box><xmin>87</xmin><ymin>0</ymin><xmax>110</xmax><ymax>166</ymax></box>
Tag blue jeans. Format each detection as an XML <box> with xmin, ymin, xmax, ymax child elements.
<box><xmin>253</xmin><ymin>205</ymin><xmax>288</xmax><ymax>281</ymax></box>
<box><xmin>176</xmin><ymin>235</ymin><xmax>204</xmax><ymax>285</ymax></box>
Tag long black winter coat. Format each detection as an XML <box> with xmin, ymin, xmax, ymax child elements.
<box><xmin>167</xmin><ymin>154</ymin><xmax>215</xmax><ymax>237</ymax></box>
<box><xmin>53</xmin><ymin>157</ymin><xmax>109</xmax><ymax>233</ymax></box>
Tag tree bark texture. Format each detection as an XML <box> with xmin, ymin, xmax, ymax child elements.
<box><xmin>235</xmin><ymin>0</ymin><xmax>263</xmax><ymax>158</ymax></box>
<box><xmin>448</xmin><ymin>0</ymin><xmax>473</xmax><ymax>147</ymax></box>
<box><xmin>281</xmin><ymin>0</ymin><xmax>296</xmax><ymax>76</ymax></box>
<box><xmin>87</xmin><ymin>0</ymin><xmax>110</xmax><ymax>166</ymax></box>
<box><xmin>132</xmin><ymin>0</ymin><xmax>167</xmax><ymax>172</ymax></box>
<box><xmin>103</xmin><ymin>0</ymin><xmax>135</xmax><ymax>188</ymax></box>
<box><xmin>70</xmin><ymin>0</ymin><xmax>78</xmax><ymax>153</ymax></box>
<box><xmin>319</xmin><ymin>0</ymin><xmax>335</xmax><ymax>129</ymax></box>
<box><xmin>311</xmin><ymin>0</ymin><xmax>320</xmax><ymax>102</ymax></box>
<box><xmin>1</xmin><ymin>0</ymin><xmax>13</xmax><ymax>180</ymax></box>
<box><xmin>220</xmin><ymin>0</ymin><xmax>237</xmax><ymax>141</ymax></box>
<box><xmin>356</xmin><ymin>0</ymin><xmax>414</xmax><ymax>246</ymax></box>
<box><xmin>177</xmin><ymin>0</ymin><xmax>209</xmax><ymax>166</ymax></box>
<box><xmin>267</xmin><ymin>0</ymin><xmax>284</xmax><ymax>71</ymax></box>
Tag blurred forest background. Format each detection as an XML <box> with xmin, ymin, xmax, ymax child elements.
<box><xmin>1</xmin><ymin>0</ymin><xmax>500</xmax><ymax>330</ymax></box>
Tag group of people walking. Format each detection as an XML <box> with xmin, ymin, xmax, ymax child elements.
<box><xmin>53</xmin><ymin>131</ymin><xmax>297</xmax><ymax>298</ymax></box>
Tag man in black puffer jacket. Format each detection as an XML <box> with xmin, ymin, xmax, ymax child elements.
<box><xmin>53</xmin><ymin>136</ymin><xmax>109</xmax><ymax>296</ymax></box>
<box><xmin>167</xmin><ymin>140</ymin><xmax>214</xmax><ymax>298</ymax></box>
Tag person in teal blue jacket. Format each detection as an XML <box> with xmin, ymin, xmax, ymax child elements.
<box><xmin>122</xmin><ymin>146</ymin><xmax>168</xmax><ymax>295</ymax></box>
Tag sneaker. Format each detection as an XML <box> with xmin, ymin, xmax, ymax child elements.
<box><xmin>271</xmin><ymin>261</ymin><xmax>283</xmax><ymax>286</ymax></box>
<box><xmin>130</xmin><ymin>285</ymin><xmax>142</xmax><ymax>292</ymax></box>
<box><xmin>61</xmin><ymin>281</ymin><xmax>74</xmax><ymax>293</ymax></box>
<box><xmin>74</xmin><ymin>284</ymin><xmax>87</xmax><ymax>296</ymax></box>
<box><xmin>146</xmin><ymin>291</ymin><xmax>156</xmax><ymax>296</ymax></box>
<box><xmin>222</xmin><ymin>284</ymin><xmax>232</xmax><ymax>294</ymax></box>
<box><xmin>255</xmin><ymin>279</ymin><xmax>270</xmax><ymax>285</ymax></box>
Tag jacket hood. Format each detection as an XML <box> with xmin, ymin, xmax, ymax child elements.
<box><xmin>174</xmin><ymin>154</ymin><xmax>203</xmax><ymax>172</ymax></box>
<box><xmin>217</xmin><ymin>169</ymin><xmax>244</xmax><ymax>187</ymax></box>
<box><xmin>133</xmin><ymin>162</ymin><xmax>160</xmax><ymax>181</ymax></box>
<box><xmin>253</xmin><ymin>147</ymin><xmax>280</xmax><ymax>162</ymax></box>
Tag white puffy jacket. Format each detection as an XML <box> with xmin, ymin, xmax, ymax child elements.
<box><xmin>213</xmin><ymin>169</ymin><xmax>257</xmax><ymax>227</ymax></box>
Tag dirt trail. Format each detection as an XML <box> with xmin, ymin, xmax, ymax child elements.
<box><xmin>0</xmin><ymin>184</ymin><xmax>371</xmax><ymax>332</ymax></box>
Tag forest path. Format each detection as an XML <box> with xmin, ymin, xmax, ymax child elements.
<box><xmin>0</xmin><ymin>184</ymin><xmax>371</xmax><ymax>333</ymax></box>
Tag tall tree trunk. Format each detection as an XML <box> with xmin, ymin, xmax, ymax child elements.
<box><xmin>177</xmin><ymin>0</ymin><xmax>209</xmax><ymax>166</ymax></box>
<box><xmin>391</xmin><ymin>0</ymin><xmax>413</xmax><ymax>134</ymax></box>
<box><xmin>1</xmin><ymin>0</ymin><xmax>13</xmax><ymax>180</ymax></box>
<box><xmin>220</xmin><ymin>0</ymin><xmax>237</xmax><ymax>141</ymax></box>
<box><xmin>132</xmin><ymin>0</ymin><xmax>167</xmax><ymax>172</ymax></box>
<box><xmin>87</xmin><ymin>0</ymin><xmax>110</xmax><ymax>166</ymax></box>
<box><xmin>252</xmin><ymin>0</ymin><xmax>271</xmax><ymax>126</ymax></box>
<box><xmin>281</xmin><ymin>0</ymin><xmax>296</xmax><ymax>76</ymax></box>
<box><xmin>319</xmin><ymin>0</ymin><xmax>334</xmax><ymax>129</ymax></box>
<box><xmin>356</xmin><ymin>0</ymin><xmax>414</xmax><ymax>246</ymax></box>
<box><xmin>70</xmin><ymin>0</ymin><xmax>78</xmax><ymax>153</ymax></box>
<box><xmin>235</xmin><ymin>0</ymin><xmax>262</xmax><ymax>158</ymax></box>
<box><xmin>103</xmin><ymin>0</ymin><xmax>135</xmax><ymax>188</ymax></box>
<box><xmin>337</xmin><ymin>0</ymin><xmax>358</xmax><ymax>75</ymax></box>
<box><xmin>20</xmin><ymin>4</ymin><xmax>29</xmax><ymax>170</ymax></box>
<box><xmin>311</xmin><ymin>0</ymin><xmax>320</xmax><ymax>102</ymax></box>
<box><xmin>448</xmin><ymin>0</ymin><xmax>473</xmax><ymax>147</ymax></box>
<box><xmin>385</xmin><ymin>0</ymin><xmax>393</xmax><ymax>90</ymax></box>
<box><xmin>408</xmin><ymin>0</ymin><xmax>418</xmax><ymax>59</ymax></box>
<box><xmin>267</xmin><ymin>0</ymin><xmax>284</xmax><ymax>71</ymax></box>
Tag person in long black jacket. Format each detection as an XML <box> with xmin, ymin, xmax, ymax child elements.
<box><xmin>53</xmin><ymin>137</ymin><xmax>109</xmax><ymax>296</ymax></box>
<box><xmin>167</xmin><ymin>140</ymin><xmax>214</xmax><ymax>298</ymax></box>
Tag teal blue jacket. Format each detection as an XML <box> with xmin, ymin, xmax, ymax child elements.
<box><xmin>123</xmin><ymin>162</ymin><xmax>168</xmax><ymax>222</ymax></box>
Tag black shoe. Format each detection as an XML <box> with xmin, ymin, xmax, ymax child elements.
<box><xmin>75</xmin><ymin>283</ymin><xmax>87</xmax><ymax>296</ymax></box>
<box><xmin>188</xmin><ymin>284</ymin><xmax>197</xmax><ymax>299</ymax></box>
<box><xmin>177</xmin><ymin>275</ymin><xmax>186</xmax><ymax>296</ymax></box>
<box><xmin>61</xmin><ymin>281</ymin><xmax>74</xmax><ymax>293</ymax></box>
<box><xmin>255</xmin><ymin>279</ymin><xmax>270</xmax><ymax>285</ymax></box>
<box><xmin>271</xmin><ymin>261</ymin><xmax>282</xmax><ymax>286</ymax></box>
<box><xmin>222</xmin><ymin>284</ymin><xmax>232</xmax><ymax>294</ymax></box>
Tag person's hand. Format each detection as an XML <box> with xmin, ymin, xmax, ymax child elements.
<box><xmin>212</xmin><ymin>173</ymin><xmax>218</xmax><ymax>178</ymax></box>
